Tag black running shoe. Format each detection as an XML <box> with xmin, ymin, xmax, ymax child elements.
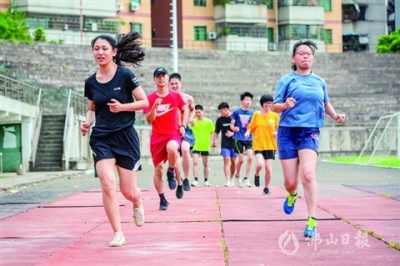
<box><xmin>159</xmin><ymin>197</ymin><xmax>169</xmax><ymax>210</ymax></box>
<box><xmin>176</xmin><ymin>185</ymin><xmax>184</xmax><ymax>199</ymax></box>
<box><xmin>183</xmin><ymin>178</ymin><xmax>191</xmax><ymax>191</ymax></box>
<box><xmin>167</xmin><ymin>169</ymin><xmax>177</xmax><ymax>190</ymax></box>
<box><xmin>254</xmin><ymin>175</ymin><xmax>260</xmax><ymax>187</ymax></box>
<box><xmin>263</xmin><ymin>187</ymin><xmax>271</xmax><ymax>195</ymax></box>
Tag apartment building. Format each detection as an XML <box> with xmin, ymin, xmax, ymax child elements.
<box><xmin>1</xmin><ymin>0</ymin><xmax>396</xmax><ymax>52</ymax></box>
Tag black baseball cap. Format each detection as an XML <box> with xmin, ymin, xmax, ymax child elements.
<box><xmin>153</xmin><ymin>67</ymin><xmax>168</xmax><ymax>77</ymax></box>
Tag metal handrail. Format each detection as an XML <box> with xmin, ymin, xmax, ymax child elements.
<box><xmin>0</xmin><ymin>73</ymin><xmax>39</xmax><ymax>105</ymax></box>
<box><xmin>62</xmin><ymin>88</ymin><xmax>86</xmax><ymax>170</ymax></box>
<box><xmin>63</xmin><ymin>88</ymin><xmax>72</xmax><ymax>143</ymax></box>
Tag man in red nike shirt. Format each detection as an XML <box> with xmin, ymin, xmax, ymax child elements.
<box><xmin>143</xmin><ymin>67</ymin><xmax>187</xmax><ymax>210</ymax></box>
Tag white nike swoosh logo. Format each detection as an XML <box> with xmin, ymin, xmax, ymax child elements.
<box><xmin>156</xmin><ymin>108</ymin><xmax>175</xmax><ymax>117</ymax></box>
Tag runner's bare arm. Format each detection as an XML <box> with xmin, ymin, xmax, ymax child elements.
<box><xmin>187</xmin><ymin>95</ymin><xmax>195</xmax><ymax>125</ymax></box>
<box><xmin>230</xmin><ymin>119</ymin><xmax>239</xmax><ymax>132</ymax></box>
<box><xmin>180</xmin><ymin>106</ymin><xmax>188</xmax><ymax>126</ymax></box>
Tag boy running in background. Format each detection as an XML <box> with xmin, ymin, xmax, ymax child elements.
<box><xmin>212</xmin><ymin>102</ymin><xmax>237</xmax><ymax>187</ymax></box>
<box><xmin>169</xmin><ymin>72</ymin><xmax>196</xmax><ymax>191</ymax></box>
<box><xmin>244</xmin><ymin>94</ymin><xmax>279</xmax><ymax>195</ymax></box>
<box><xmin>230</xmin><ymin>91</ymin><xmax>254</xmax><ymax>187</ymax></box>
<box><xmin>190</xmin><ymin>105</ymin><xmax>215</xmax><ymax>187</ymax></box>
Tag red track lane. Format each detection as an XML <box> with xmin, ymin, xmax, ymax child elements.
<box><xmin>1</xmin><ymin>186</ymin><xmax>399</xmax><ymax>266</ymax></box>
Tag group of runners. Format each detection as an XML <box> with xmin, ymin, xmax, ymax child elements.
<box><xmin>81</xmin><ymin>33</ymin><xmax>346</xmax><ymax>247</ymax></box>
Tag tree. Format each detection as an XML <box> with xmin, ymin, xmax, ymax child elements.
<box><xmin>0</xmin><ymin>5</ymin><xmax>31</xmax><ymax>42</ymax></box>
<box><xmin>33</xmin><ymin>27</ymin><xmax>46</xmax><ymax>42</ymax></box>
<box><xmin>376</xmin><ymin>28</ymin><xmax>400</xmax><ymax>53</ymax></box>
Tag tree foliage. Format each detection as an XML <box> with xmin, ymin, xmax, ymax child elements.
<box><xmin>0</xmin><ymin>5</ymin><xmax>31</xmax><ymax>42</ymax></box>
<box><xmin>33</xmin><ymin>27</ymin><xmax>46</xmax><ymax>42</ymax></box>
<box><xmin>376</xmin><ymin>28</ymin><xmax>400</xmax><ymax>54</ymax></box>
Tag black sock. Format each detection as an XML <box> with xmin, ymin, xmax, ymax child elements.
<box><xmin>255</xmin><ymin>175</ymin><xmax>260</xmax><ymax>178</ymax></box>
<box><xmin>243</xmin><ymin>177</ymin><xmax>248</xmax><ymax>181</ymax></box>
<box><xmin>204</xmin><ymin>178</ymin><xmax>208</xmax><ymax>182</ymax></box>
<box><xmin>168</xmin><ymin>167</ymin><xmax>174</xmax><ymax>172</ymax></box>
<box><xmin>195</xmin><ymin>177</ymin><xmax>198</xmax><ymax>181</ymax></box>
<box><xmin>159</xmin><ymin>193</ymin><xmax>165</xmax><ymax>199</ymax></box>
<box><xmin>310</xmin><ymin>216</ymin><xmax>317</xmax><ymax>220</ymax></box>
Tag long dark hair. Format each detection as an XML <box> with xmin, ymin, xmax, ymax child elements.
<box><xmin>90</xmin><ymin>32</ymin><xmax>145</xmax><ymax>67</ymax></box>
<box><xmin>291</xmin><ymin>39</ymin><xmax>318</xmax><ymax>71</ymax></box>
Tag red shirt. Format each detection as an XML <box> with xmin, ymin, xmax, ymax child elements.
<box><xmin>143</xmin><ymin>90</ymin><xmax>185</xmax><ymax>136</ymax></box>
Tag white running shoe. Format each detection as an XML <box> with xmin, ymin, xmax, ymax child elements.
<box><xmin>109</xmin><ymin>232</ymin><xmax>125</xmax><ymax>247</ymax></box>
<box><xmin>235</xmin><ymin>177</ymin><xmax>243</xmax><ymax>188</ymax></box>
<box><xmin>204</xmin><ymin>181</ymin><xmax>211</xmax><ymax>187</ymax></box>
<box><xmin>133</xmin><ymin>201</ymin><xmax>145</xmax><ymax>227</ymax></box>
<box><xmin>224</xmin><ymin>180</ymin><xmax>231</xmax><ymax>187</ymax></box>
<box><xmin>244</xmin><ymin>178</ymin><xmax>252</xmax><ymax>187</ymax></box>
<box><xmin>230</xmin><ymin>178</ymin><xmax>235</xmax><ymax>187</ymax></box>
<box><xmin>191</xmin><ymin>180</ymin><xmax>200</xmax><ymax>187</ymax></box>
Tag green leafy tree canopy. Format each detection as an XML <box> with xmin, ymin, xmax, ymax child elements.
<box><xmin>0</xmin><ymin>5</ymin><xmax>31</xmax><ymax>42</ymax></box>
<box><xmin>376</xmin><ymin>28</ymin><xmax>400</xmax><ymax>54</ymax></box>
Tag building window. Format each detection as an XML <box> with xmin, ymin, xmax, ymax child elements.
<box><xmin>279</xmin><ymin>24</ymin><xmax>323</xmax><ymax>40</ymax></box>
<box><xmin>131</xmin><ymin>23</ymin><xmax>142</xmax><ymax>35</ymax></box>
<box><xmin>194</xmin><ymin>0</ymin><xmax>206</xmax><ymax>7</ymax></box>
<box><xmin>194</xmin><ymin>26</ymin><xmax>207</xmax><ymax>41</ymax></box>
<box><xmin>27</xmin><ymin>17</ymin><xmax>49</xmax><ymax>29</ymax></box>
<box><xmin>216</xmin><ymin>23</ymin><xmax>267</xmax><ymax>38</ymax></box>
<box><xmin>267</xmin><ymin>27</ymin><xmax>274</xmax><ymax>42</ymax></box>
<box><xmin>321</xmin><ymin>0</ymin><xmax>332</xmax><ymax>11</ymax></box>
<box><xmin>358</xmin><ymin>5</ymin><xmax>367</xmax><ymax>21</ymax></box>
<box><xmin>267</xmin><ymin>0</ymin><xmax>273</xmax><ymax>9</ymax></box>
<box><xmin>323</xmin><ymin>29</ymin><xmax>332</xmax><ymax>44</ymax></box>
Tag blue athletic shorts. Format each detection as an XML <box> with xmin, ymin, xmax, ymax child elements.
<box><xmin>182</xmin><ymin>126</ymin><xmax>195</xmax><ymax>148</ymax></box>
<box><xmin>221</xmin><ymin>148</ymin><xmax>238</xmax><ymax>158</ymax></box>
<box><xmin>277</xmin><ymin>126</ymin><xmax>320</xmax><ymax>160</ymax></box>
<box><xmin>89</xmin><ymin>126</ymin><xmax>142</xmax><ymax>171</ymax></box>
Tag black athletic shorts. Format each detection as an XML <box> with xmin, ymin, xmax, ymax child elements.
<box><xmin>89</xmin><ymin>126</ymin><xmax>142</xmax><ymax>171</ymax></box>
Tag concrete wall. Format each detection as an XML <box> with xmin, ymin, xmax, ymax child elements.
<box><xmin>0</xmin><ymin>96</ymin><xmax>38</xmax><ymax>171</ymax></box>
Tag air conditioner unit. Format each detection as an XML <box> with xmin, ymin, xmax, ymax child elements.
<box><xmin>131</xmin><ymin>2</ymin><xmax>139</xmax><ymax>11</ymax></box>
<box><xmin>208</xmin><ymin>32</ymin><xmax>217</xmax><ymax>40</ymax></box>
<box><xmin>91</xmin><ymin>22</ymin><xmax>98</xmax><ymax>32</ymax></box>
<box><xmin>116</xmin><ymin>3</ymin><xmax>123</xmax><ymax>11</ymax></box>
<box><xmin>268</xmin><ymin>42</ymin><xmax>277</xmax><ymax>51</ymax></box>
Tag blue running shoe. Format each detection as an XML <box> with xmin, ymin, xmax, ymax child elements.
<box><xmin>159</xmin><ymin>197</ymin><xmax>169</xmax><ymax>211</ymax></box>
<box><xmin>283</xmin><ymin>192</ymin><xmax>298</xmax><ymax>214</ymax></box>
<box><xmin>167</xmin><ymin>168</ymin><xmax>177</xmax><ymax>190</ymax></box>
<box><xmin>303</xmin><ymin>217</ymin><xmax>317</xmax><ymax>238</ymax></box>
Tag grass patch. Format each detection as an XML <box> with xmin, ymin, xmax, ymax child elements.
<box><xmin>389</xmin><ymin>242</ymin><xmax>400</xmax><ymax>251</ymax></box>
<box><xmin>327</xmin><ymin>155</ymin><xmax>400</xmax><ymax>168</ymax></box>
<box><xmin>0</xmin><ymin>175</ymin><xmax>7</xmax><ymax>179</ymax></box>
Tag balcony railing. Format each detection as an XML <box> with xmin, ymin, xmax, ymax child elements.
<box><xmin>278</xmin><ymin>0</ymin><xmax>321</xmax><ymax>7</ymax></box>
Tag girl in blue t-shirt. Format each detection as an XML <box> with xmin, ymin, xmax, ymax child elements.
<box><xmin>272</xmin><ymin>40</ymin><xmax>346</xmax><ymax>239</ymax></box>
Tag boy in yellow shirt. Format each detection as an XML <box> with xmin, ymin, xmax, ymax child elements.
<box><xmin>244</xmin><ymin>94</ymin><xmax>279</xmax><ymax>194</ymax></box>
